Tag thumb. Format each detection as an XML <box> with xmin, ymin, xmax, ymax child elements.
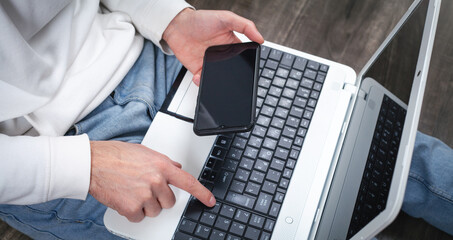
<box><xmin>192</xmin><ymin>71</ymin><xmax>201</xmax><ymax>86</ymax></box>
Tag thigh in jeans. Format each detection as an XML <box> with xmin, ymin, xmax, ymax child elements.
<box><xmin>0</xmin><ymin>40</ymin><xmax>182</xmax><ymax>239</ymax></box>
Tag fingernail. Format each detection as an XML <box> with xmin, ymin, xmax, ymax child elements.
<box><xmin>209</xmin><ymin>196</ymin><xmax>216</xmax><ymax>206</ymax></box>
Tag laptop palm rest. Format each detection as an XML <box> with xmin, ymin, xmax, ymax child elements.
<box><xmin>104</xmin><ymin>112</ymin><xmax>216</xmax><ymax>240</ymax></box>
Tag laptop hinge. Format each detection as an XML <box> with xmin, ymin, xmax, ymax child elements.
<box><xmin>343</xmin><ymin>83</ymin><xmax>367</xmax><ymax>100</ymax></box>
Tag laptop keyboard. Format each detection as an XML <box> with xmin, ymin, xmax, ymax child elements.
<box><xmin>173</xmin><ymin>46</ymin><xmax>329</xmax><ymax>240</ymax></box>
<box><xmin>347</xmin><ymin>95</ymin><xmax>406</xmax><ymax>239</ymax></box>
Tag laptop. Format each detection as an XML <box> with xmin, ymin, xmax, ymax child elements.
<box><xmin>104</xmin><ymin>0</ymin><xmax>440</xmax><ymax>239</ymax></box>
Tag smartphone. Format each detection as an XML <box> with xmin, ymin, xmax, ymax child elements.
<box><xmin>193</xmin><ymin>42</ymin><xmax>260</xmax><ymax>136</ymax></box>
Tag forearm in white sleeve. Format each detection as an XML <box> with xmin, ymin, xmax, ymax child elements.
<box><xmin>101</xmin><ymin>0</ymin><xmax>193</xmax><ymax>53</ymax></box>
<box><xmin>0</xmin><ymin>134</ymin><xmax>91</xmax><ymax>205</ymax></box>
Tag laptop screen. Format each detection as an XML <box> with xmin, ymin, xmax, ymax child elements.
<box><xmin>362</xmin><ymin>0</ymin><xmax>429</xmax><ymax>104</ymax></box>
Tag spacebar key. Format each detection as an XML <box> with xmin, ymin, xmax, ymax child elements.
<box><xmin>226</xmin><ymin>192</ymin><xmax>256</xmax><ymax>209</ymax></box>
<box><xmin>212</xmin><ymin>170</ymin><xmax>233</xmax><ymax>200</ymax></box>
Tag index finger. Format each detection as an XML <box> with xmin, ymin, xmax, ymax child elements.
<box><xmin>221</xmin><ymin>11</ymin><xmax>264</xmax><ymax>44</ymax></box>
<box><xmin>166</xmin><ymin>166</ymin><xmax>216</xmax><ymax>207</ymax></box>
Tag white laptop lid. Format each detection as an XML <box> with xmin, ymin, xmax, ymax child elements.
<box><xmin>315</xmin><ymin>0</ymin><xmax>441</xmax><ymax>239</ymax></box>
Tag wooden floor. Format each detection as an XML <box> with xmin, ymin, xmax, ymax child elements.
<box><xmin>1</xmin><ymin>0</ymin><xmax>452</xmax><ymax>239</ymax></box>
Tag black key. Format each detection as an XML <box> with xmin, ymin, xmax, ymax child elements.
<box><xmin>268</xmin><ymin>86</ymin><xmax>283</xmax><ymax>97</ymax></box>
<box><xmin>261</xmin><ymin>68</ymin><xmax>275</xmax><ymax>79</ymax></box>
<box><xmin>256</xmin><ymin>115</ymin><xmax>271</xmax><ymax>127</ymax></box>
<box><xmin>289</xmin><ymin>106</ymin><xmax>304</xmax><ymax>118</ymax></box>
<box><xmin>230</xmin><ymin>180</ymin><xmax>246</xmax><ymax>193</ymax></box>
<box><xmin>303</xmin><ymin>109</ymin><xmax>313</xmax><ymax>119</ymax></box>
<box><xmin>293</xmin><ymin>97</ymin><xmax>307</xmax><ymax>108</ymax></box>
<box><xmin>293</xmin><ymin>57</ymin><xmax>307</xmax><ymax>71</ymax></box>
<box><xmin>260</xmin><ymin>232</ymin><xmax>271</xmax><ymax>240</ymax></box>
<box><xmin>278</xmin><ymin>136</ymin><xmax>292</xmax><ymax>149</ymax></box>
<box><xmin>211</xmin><ymin>230</ymin><xmax>227</xmax><ymax>240</ymax></box>
<box><xmin>230</xmin><ymin>222</ymin><xmax>246</xmax><ymax>236</ymax></box>
<box><xmin>266</xmin><ymin>169</ymin><xmax>281</xmax><ymax>182</ymax></box>
<box><xmin>226</xmin><ymin>192</ymin><xmax>256</xmax><ymax>209</ymax></box>
<box><xmin>269</xmin><ymin>202</ymin><xmax>281</xmax><ymax>217</ymax></box>
<box><xmin>244</xmin><ymin>146</ymin><xmax>259</xmax><ymax>159</ymax></box>
<box><xmin>255</xmin><ymin>192</ymin><xmax>272</xmax><ymax>214</ymax></box>
<box><xmin>286</xmin><ymin>78</ymin><xmax>300</xmax><ymax>90</ymax></box>
<box><xmin>264</xmin><ymin>95</ymin><xmax>279</xmax><ymax>107</ymax></box>
<box><xmin>275</xmin><ymin>192</ymin><xmax>285</xmax><ymax>203</ymax></box>
<box><xmin>179</xmin><ymin>218</ymin><xmax>197</xmax><ymax>234</ymax></box>
<box><xmin>261</xmin><ymin>105</ymin><xmax>275</xmax><ymax>117</ymax></box>
<box><xmin>194</xmin><ymin>224</ymin><xmax>211</xmax><ymax>239</ymax></box>
<box><xmin>250</xmin><ymin>170</ymin><xmax>265</xmax><ymax>184</ymax></box>
<box><xmin>252</xmin><ymin>126</ymin><xmax>267</xmax><ymax>138</ymax></box>
<box><xmin>307</xmin><ymin>99</ymin><xmax>317</xmax><ymax>108</ymax></box>
<box><xmin>304</xmin><ymin>69</ymin><xmax>317</xmax><ymax>79</ymax></box>
<box><xmin>258</xmin><ymin>148</ymin><xmax>273</xmax><ymax>161</ymax></box>
<box><xmin>286</xmin><ymin>159</ymin><xmax>296</xmax><ymax>169</ymax></box>
<box><xmin>206</xmin><ymin>202</ymin><xmax>221</xmax><ymax>214</ymax></box>
<box><xmin>259</xmin><ymin>59</ymin><xmax>265</xmax><ymax>69</ymax></box>
<box><xmin>310</xmin><ymin>90</ymin><xmax>320</xmax><ymax>99</ymax></box>
<box><xmin>232</xmin><ymin>137</ymin><xmax>247</xmax><ymax>149</ymax></box>
<box><xmin>269</xmin><ymin>49</ymin><xmax>283</xmax><ymax>61</ymax></box>
<box><xmin>265</xmin><ymin>59</ymin><xmax>279</xmax><ymax>70</ymax></box>
<box><xmin>174</xmin><ymin>231</ymin><xmax>201</xmax><ymax>240</ymax></box>
<box><xmin>297</xmin><ymin>127</ymin><xmax>307</xmax><ymax>137</ymax></box>
<box><xmin>282</xmin><ymin>88</ymin><xmax>296</xmax><ymax>99</ymax></box>
<box><xmin>316</xmin><ymin>74</ymin><xmax>326</xmax><ymax>83</ymax></box>
<box><xmin>313</xmin><ymin>82</ymin><xmax>322</xmax><ymax>91</ymax></box>
<box><xmin>283</xmin><ymin>168</ymin><xmax>293</xmax><ymax>178</ymax></box>
<box><xmin>185</xmin><ymin>200</ymin><xmax>204</xmax><ymax>221</ymax></box>
<box><xmin>279</xmin><ymin>178</ymin><xmax>290</xmax><ymax>189</ymax></box>
<box><xmin>264</xmin><ymin>219</ymin><xmax>276</xmax><ymax>232</ymax></box>
<box><xmin>320</xmin><ymin>64</ymin><xmax>329</xmax><ymax>72</ymax></box>
<box><xmin>216</xmin><ymin>136</ymin><xmax>232</xmax><ymax>149</ymax></box>
<box><xmin>234</xmin><ymin>168</ymin><xmax>250</xmax><ymax>182</ymax></box>
<box><xmin>270</xmin><ymin>117</ymin><xmax>285</xmax><ymax>130</ymax></box>
<box><xmin>272</xmin><ymin>77</ymin><xmax>286</xmax><ymax>87</ymax></box>
<box><xmin>245</xmin><ymin>226</ymin><xmax>261</xmax><ymax>240</ymax></box>
<box><xmin>258</xmin><ymin>77</ymin><xmax>272</xmax><ymax>89</ymax></box>
<box><xmin>278</xmin><ymin>97</ymin><xmax>292</xmax><ymax>109</ymax></box>
<box><xmin>237</xmin><ymin>131</ymin><xmax>251</xmax><ymax>138</ymax></box>
<box><xmin>215</xmin><ymin>216</ymin><xmax>232</xmax><ymax>231</ymax></box>
<box><xmin>300</xmin><ymin>119</ymin><xmax>310</xmax><ymax>128</ymax></box>
<box><xmin>245</xmin><ymin>182</ymin><xmax>261</xmax><ymax>196</ymax></box>
<box><xmin>254</xmin><ymin>159</ymin><xmax>269</xmax><ymax>172</ymax></box>
<box><xmin>270</xmin><ymin>159</ymin><xmax>285</xmax><ymax>171</ymax></box>
<box><xmin>275</xmin><ymin>147</ymin><xmax>289</xmax><ymax>160</ymax></box>
<box><xmin>297</xmin><ymin>87</ymin><xmax>310</xmax><ymax>98</ymax></box>
<box><xmin>212</xmin><ymin>171</ymin><xmax>234</xmax><ymax>199</ymax></box>
<box><xmin>282</xmin><ymin>126</ymin><xmax>297</xmax><ymax>139</ymax></box>
<box><xmin>227</xmin><ymin>234</ymin><xmax>241</xmax><ymax>240</ymax></box>
<box><xmin>257</xmin><ymin>87</ymin><xmax>267</xmax><ymax>98</ymax></box>
<box><xmin>289</xmin><ymin>69</ymin><xmax>303</xmax><ymax>80</ymax></box>
<box><xmin>227</xmin><ymin>148</ymin><xmax>242</xmax><ymax>160</ymax></box>
<box><xmin>250</xmin><ymin>214</ymin><xmax>265</xmax><ymax>228</ymax></box>
<box><xmin>301</xmin><ymin>78</ymin><xmax>314</xmax><ymax>89</ymax></box>
<box><xmin>276</xmin><ymin>68</ymin><xmax>289</xmax><ymax>79</ymax></box>
<box><xmin>281</xmin><ymin>53</ymin><xmax>295</xmax><ymax>67</ymax></box>
<box><xmin>289</xmin><ymin>149</ymin><xmax>299</xmax><ymax>159</ymax></box>
<box><xmin>234</xmin><ymin>209</ymin><xmax>251</xmax><ymax>223</ymax></box>
<box><xmin>262</xmin><ymin>180</ymin><xmax>277</xmax><ymax>194</ymax></box>
<box><xmin>261</xmin><ymin>46</ymin><xmax>271</xmax><ymax>59</ymax></box>
<box><xmin>307</xmin><ymin>60</ymin><xmax>320</xmax><ymax>70</ymax></box>
<box><xmin>286</xmin><ymin>116</ymin><xmax>300</xmax><ymax>128</ymax></box>
<box><xmin>200</xmin><ymin>212</ymin><xmax>217</xmax><ymax>226</ymax></box>
<box><xmin>239</xmin><ymin>158</ymin><xmax>254</xmax><ymax>171</ymax></box>
<box><xmin>263</xmin><ymin>137</ymin><xmax>278</xmax><ymax>150</ymax></box>
<box><xmin>220</xmin><ymin>204</ymin><xmax>236</xmax><ymax>218</ymax></box>
<box><xmin>212</xmin><ymin>147</ymin><xmax>227</xmax><ymax>159</ymax></box>
<box><xmin>267</xmin><ymin>127</ymin><xmax>282</xmax><ymax>139</ymax></box>
<box><xmin>223</xmin><ymin>159</ymin><xmax>239</xmax><ymax>172</ymax></box>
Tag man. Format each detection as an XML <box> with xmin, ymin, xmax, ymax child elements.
<box><xmin>0</xmin><ymin>0</ymin><xmax>263</xmax><ymax>238</ymax></box>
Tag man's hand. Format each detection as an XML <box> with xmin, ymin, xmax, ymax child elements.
<box><xmin>163</xmin><ymin>9</ymin><xmax>264</xmax><ymax>85</ymax></box>
<box><xmin>89</xmin><ymin>141</ymin><xmax>215</xmax><ymax>222</ymax></box>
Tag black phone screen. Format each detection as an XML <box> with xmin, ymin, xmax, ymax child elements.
<box><xmin>193</xmin><ymin>42</ymin><xmax>260</xmax><ymax>136</ymax></box>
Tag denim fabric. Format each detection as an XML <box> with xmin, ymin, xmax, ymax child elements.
<box><xmin>0</xmin><ymin>40</ymin><xmax>181</xmax><ymax>239</ymax></box>
<box><xmin>402</xmin><ymin>131</ymin><xmax>453</xmax><ymax>235</ymax></box>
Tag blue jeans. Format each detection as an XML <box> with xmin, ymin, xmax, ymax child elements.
<box><xmin>0</xmin><ymin>40</ymin><xmax>181</xmax><ymax>239</ymax></box>
<box><xmin>0</xmin><ymin>40</ymin><xmax>452</xmax><ymax>238</ymax></box>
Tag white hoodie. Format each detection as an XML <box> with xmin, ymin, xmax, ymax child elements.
<box><xmin>0</xmin><ymin>0</ymin><xmax>191</xmax><ymax>204</ymax></box>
